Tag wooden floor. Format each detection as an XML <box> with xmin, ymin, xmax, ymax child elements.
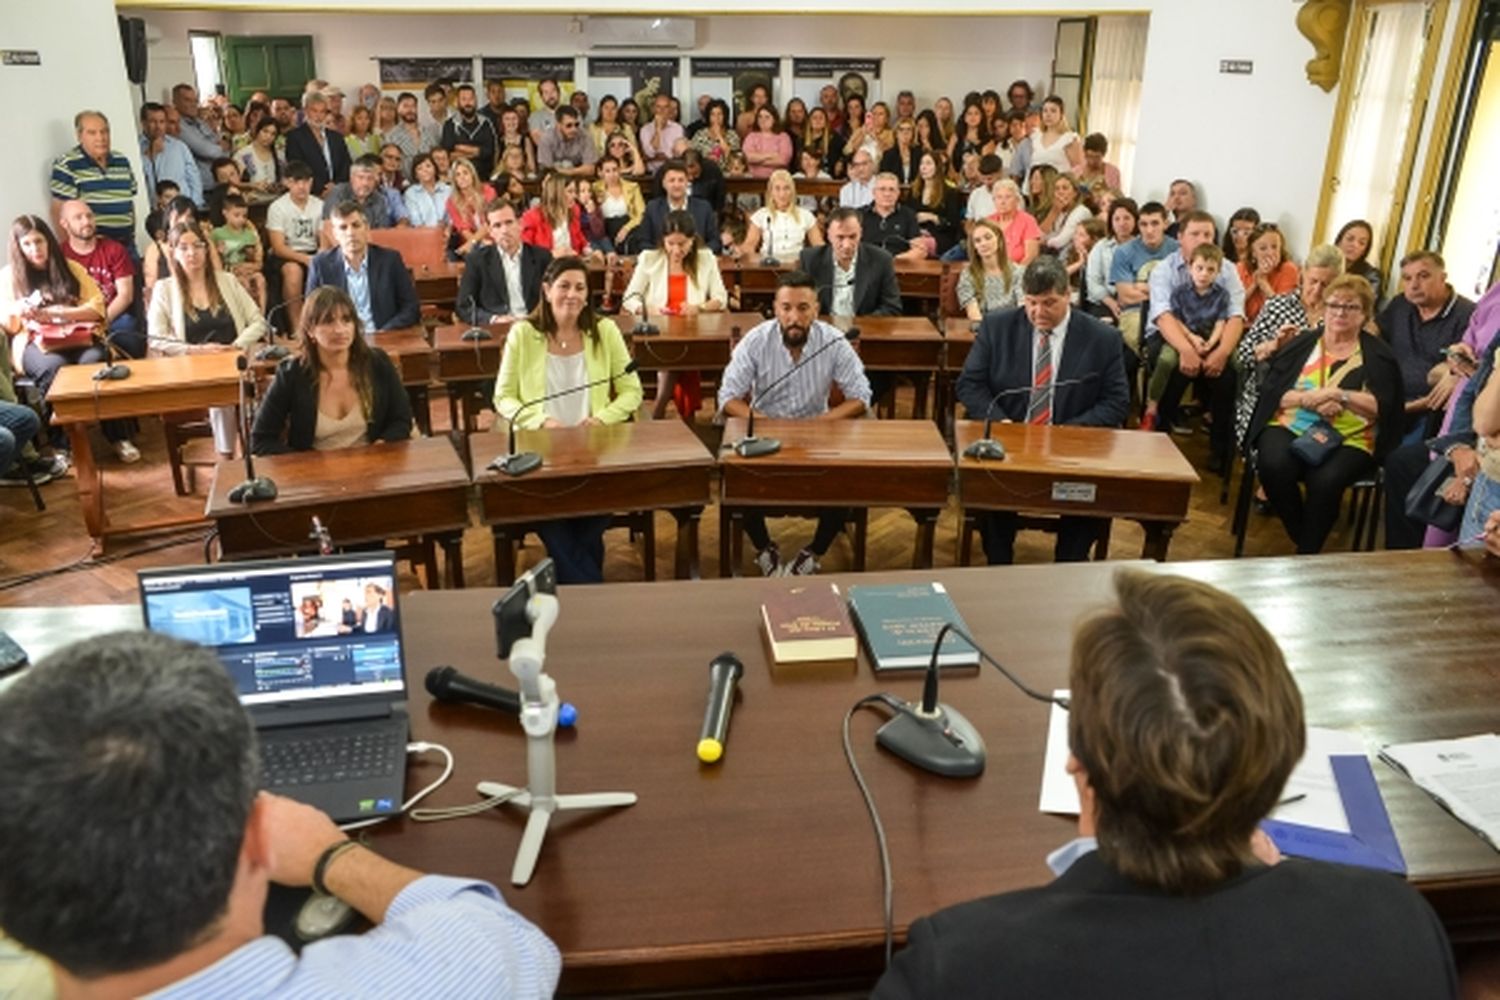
<box><xmin>0</xmin><ymin>386</ymin><xmax>1346</xmax><ymax>607</ymax></box>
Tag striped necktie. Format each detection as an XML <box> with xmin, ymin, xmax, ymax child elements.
<box><xmin>1028</xmin><ymin>330</ymin><xmax>1053</xmax><ymax>425</ymax></box>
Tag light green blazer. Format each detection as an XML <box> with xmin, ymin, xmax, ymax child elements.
<box><xmin>492</xmin><ymin>316</ymin><xmax>643</xmax><ymax>429</ymax></box>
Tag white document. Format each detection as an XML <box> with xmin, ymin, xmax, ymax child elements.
<box><xmin>1381</xmin><ymin>733</ymin><xmax>1500</xmax><ymax>848</ymax></box>
<box><xmin>1039</xmin><ymin>701</ymin><xmax>1363</xmax><ymax>836</ymax></box>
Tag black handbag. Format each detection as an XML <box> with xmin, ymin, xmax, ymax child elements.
<box><xmin>1404</xmin><ymin>453</ymin><xmax>1464</xmax><ymax>532</ymax></box>
<box><xmin>1289</xmin><ymin>419</ymin><xmax>1344</xmax><ymax>467</ymax></box>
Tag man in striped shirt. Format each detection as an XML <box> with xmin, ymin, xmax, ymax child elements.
<box><xmin>49</xmin><ymin>110</ymin><xmax>139</xmax><ymax>253</ymax></box>
<box><xmin>0</xmin><ymin>632</ymin><xmax>561</xmax><ymax>999</ymax></box>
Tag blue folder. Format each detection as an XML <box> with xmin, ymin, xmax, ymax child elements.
<box><xmin>1260</xmin><ymin>755</ymin><xmax>1407</xmax><ymax>875</ymax></box>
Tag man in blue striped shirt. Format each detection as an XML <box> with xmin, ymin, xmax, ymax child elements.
<box><xmin>0</xmin><ymin>632</ymin><xmax>560</xmax><ymax>999</ymax></box>
<box><xmin>49</xmin><ymin>110</ymin><xmax>140</xmax><ymax>252</ymax></box>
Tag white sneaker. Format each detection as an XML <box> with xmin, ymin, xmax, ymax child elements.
<box><xmin>113</xmin><ymin>440</ymin><xmax>141</xmax><ymax>464</ymax></box>
<box><xmin>754</xmin><ymin>544</ymin><xmax>781</xmax><ymax>577</ymax></box>
<box><xmin>783</xmin><ymin>548</ymin><xmax>819</xmax><ymax>576</ymax></box>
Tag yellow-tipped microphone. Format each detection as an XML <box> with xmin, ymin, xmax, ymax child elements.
<box><xmin>696</xmin><ymin>652</ymin><xmax>744</xmax><ymax>764</ymax></box>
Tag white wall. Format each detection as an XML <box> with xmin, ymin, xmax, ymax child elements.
<box><xmin>4</xmin><ymin>0</ymin><xmax>146</xmax><ymax>242</ymax></box>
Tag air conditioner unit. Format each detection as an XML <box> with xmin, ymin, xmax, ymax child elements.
<box><xmin>583</xmin><ymin>17</ymin><xmax>698</xmax><ymax>51</ymax></box>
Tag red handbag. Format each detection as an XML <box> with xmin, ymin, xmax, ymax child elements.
<box><xmin>33</xmin><ymin>321</ymin><xmax>100</xmax><ymax>353</ymax></box>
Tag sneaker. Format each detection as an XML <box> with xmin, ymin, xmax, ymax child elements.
<box><xmin>754</xmin><ymin>544</ymin><xmax>781</xmax><ymax>577</ymax></box>
<box><xmin>0</xmin><ymin>466</ymin><xmax>50</xmax><ymax>487</ymax></box>
<box><xmin>32</xmin><ymin>454</ymin><xmax>69</xmax><ymax>479</ymax></box>
<box><xmin>113</xmin><ymin>440</ymin><xmax>141</xmax><ymax>463</ymax></box>
<box><xmin>1168</xmin><ymin>420</ymin><xmax>1195</xmax><ymax>436</ymax></box>
<box><xmin>783</xmin><ymin>548</ymin><xmax>820</xmax><ymax>576</ymax></box>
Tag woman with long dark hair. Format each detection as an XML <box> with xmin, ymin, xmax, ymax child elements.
<box><xmin>492</xmin><ymin>256</ymin><xmax>644</xmax><ymax>583</ymax></box>
<box><xmin>1335</xmin><ymin>219</ymin><xmax>1384</xmax><ymax>303</ymax></box>
<box><xmin>251</xmin><ymin>286</ymin><xmax>412</xmax><ymax>454</ymax></box>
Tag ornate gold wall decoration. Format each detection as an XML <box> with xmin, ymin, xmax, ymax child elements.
<box><xmin>1298</xmin><ymin>0</ymin><xmax>1353</xmax><ymax>91</ymax></box>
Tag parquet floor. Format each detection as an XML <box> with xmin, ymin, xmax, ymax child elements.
<box><xmin>0</xmin><ymin>386</ymin><xmax>1335</xmax><ymax>608</ymax></box>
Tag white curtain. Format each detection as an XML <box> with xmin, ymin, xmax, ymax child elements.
<box><xmin>1324</xmin><ymin>2</ymin><xmax>1433</xmax><ymax>248</ymax></box>
<box><xmin>1088</xmin><ymin>15</ymin><xmax>1148</xmax><ymax>196</ymax></box>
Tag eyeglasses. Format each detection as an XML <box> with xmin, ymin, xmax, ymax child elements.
<box><xmin>1325</xmin><ymin>301</ymin><xmax>1363</xmax><ymax>313</ymax></box>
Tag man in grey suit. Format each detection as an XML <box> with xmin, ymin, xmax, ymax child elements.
<box><xmin>955</xmin><ymin>256</ymin><xmax>1130</xmax><ymax>564</ymax></box>
<box><xmin>798</xmin><ymin>208</ymin><xmax>902</xmax><ymax>319</ymax></box>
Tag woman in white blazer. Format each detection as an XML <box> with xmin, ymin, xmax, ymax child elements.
<box><xmin>147</xmin><ymin>222</ymin><xmax>268</xmax><ymax>456</ymax></box>
<box><xmin>621</xmin><ymin>209</ymin><xmax>728</xmax><ymax>421</ymax></box>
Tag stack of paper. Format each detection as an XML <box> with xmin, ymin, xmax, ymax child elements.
<box><xmin>1381</xmin><ymin>734</ymin><xmax>1500</xmax><ymax>850</ymax></box>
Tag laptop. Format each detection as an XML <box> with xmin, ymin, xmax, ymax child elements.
<box><xmin>138</xmin><ymin>553</ymin><xmax>409</xmax><ymax>823</ymax></box>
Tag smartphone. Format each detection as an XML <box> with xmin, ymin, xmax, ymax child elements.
<box><xmin>1437</xmin><ymin>476</ymin><xmax>1457</xmax><ymax>497</ymax></box>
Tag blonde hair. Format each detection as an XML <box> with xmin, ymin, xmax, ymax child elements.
<box><xmin>762</xmin><ymin>169</ymin><xmax>799</xmax><ymax>218</ymax></box>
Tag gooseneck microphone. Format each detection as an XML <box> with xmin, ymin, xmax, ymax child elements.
<box><xmin>696</xmin><ymin>652</ymin><xmax>744</xmax><ymax>763</ymax></box>
<box><xmin>425</xmin><ymin>665</ymin><xmax>578</xmax><ymax>728</ymax></box>
<box><xmin>458</xmin><ymin>295</ymin><xmax>493</xmax><ymax>340</ymax></box>
<box><xmin>731</xmin><ymin>324</ymin><xmax>860</xmax><ymax>458</ymax></box>
<box><xmin>962</xmin><ymin>372</ymin><xmax>1101</xmax><ymax>461</ymax></box>
<box><xmin>228</xmin><ymin>355</ymin><xmax>278</xmax><ymax>503</ymax></box>
<box><xmin>491</xmin><ymin>358</ymin><xmax>641</xmax><ymax>476</ymax></box>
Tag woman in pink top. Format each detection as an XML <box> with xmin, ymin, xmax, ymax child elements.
<box><xmin>742</xmin><ymin>107</ymin><xmax>793</xmax><ymax>180</ymax></box>
<box><xmin>987</xmin><ymin>177</ymin><xmax>1041</xmax><ymax>265</ymax></box>
<box><xmin>1237</xmin><ymin>223</ymin><xmax>1300</xmax><ymax>323</ymax></box>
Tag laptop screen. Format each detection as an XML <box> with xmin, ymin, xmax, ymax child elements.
<box><xmin>139</xmin><ymin>554</ymin><xmax>406</xmax><ymax>707</ymax></box>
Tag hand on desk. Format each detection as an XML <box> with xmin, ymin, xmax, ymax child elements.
<box><xmin>260</xmin><ymin>791</ymin><xmax>347</xmax><ymax>887</ymax></box>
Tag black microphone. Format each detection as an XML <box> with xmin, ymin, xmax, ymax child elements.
<box><xmin>258</xmin><ymin>299</ymin><xmax>297</xmax><ymax>356</ymax></box>
<box><xmin>425</xmin><ymin>665</ymin><xmax>577</xmax><ymax>728</ymax></box>
<box><xmin>457</xmin><ymin>295</ymin><xmax>493</xmax><ymax>340</ymax></box>
<box><xmin>491</xmin><ymin>358</ymin><xmax>641</xmax><ymax>476</ymax></box>
<box><xmin>962</xmin><ymin>372</ymin><xmax>1101</xmax><ymax>460</ymax></box>
<box><xmin>731</xmin><ymin>323</ymin><xmax>859</xmax><ymax>458</ymax></box>
<box><xmin>91</xmin><ymin>328</ymin><xmax>133</xmax><ymax>380</ymax></box>
<box><xmin>875</xmin><ymin>620</ymin><xmax>1067</xmax><ymax>778</ymax></box>
<box><xmin>228</xmin><ymin>354</ymin><xmax>278</xmax><ymax>503</ymax></box>
<box><xmin>695</xmin><ymin>652</ymin><xmax>743</xmax><ymax>764</ymax></box>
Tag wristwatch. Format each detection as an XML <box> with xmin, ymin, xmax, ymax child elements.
<box><xmin>1339</xmin><ymin>390</ymin><xmax>1350</xmax><ymax>407</ymax></box>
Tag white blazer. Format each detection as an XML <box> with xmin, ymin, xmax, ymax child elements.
<box><xmin>621</xmin><ymin>249</ymin><xmax>729</xmax><ymax>315</ymax></box>
<box><xmin>147</xmin><ymin>271</ymin><xmax>267</xmax><ymax>355</ymax></box>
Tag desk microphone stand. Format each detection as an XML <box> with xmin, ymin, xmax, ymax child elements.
<box><xmin>474</xmin><ymin>593</ymin><xmax>637</xmax><ymax>886</ymax></box>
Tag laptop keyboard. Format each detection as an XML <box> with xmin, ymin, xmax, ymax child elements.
<box><xmin>260</xmin><ymin>728</ymin><xmax>405</xmax><ymax>788</ymax></box>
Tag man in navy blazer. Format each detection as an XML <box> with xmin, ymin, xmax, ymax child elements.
<box><xmin>638</xmin><ymin>160</ymin><xmax>721</xmax><ymax>254</ymax></box>
<box><xmin>798</xmin><ymin>209</ymin><xmax>903</xmax><ymax>317</ymax></box>
<box><xmin>305</xmin><ymin>201</ymin><xmax>420</xmax><ymax>332</ymax></box>
<box><xmin>454</xmin><ymin>200</ymin><xmax>551</xmax><ymax>324</ymax></box>
<box><xmin>955</xmin><ymin>255</ymin><xmax>1130</xmax><ymax>564</ymax></box>
<box><xmin>282</xmin><ymin>91</ymin><xmax>351</xmax><ymax>196</ymax></box>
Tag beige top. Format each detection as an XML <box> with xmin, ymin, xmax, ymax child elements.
<box><xmin>315</xmin><ymin>406</ymin><xmax>367</xmax><ymax>450</ymax></box>
<box><xmin>146</xmin><ymin>271</ymin><xmax>267</xmax><ymax>356</ymax></box>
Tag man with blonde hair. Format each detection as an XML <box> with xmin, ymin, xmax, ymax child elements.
<box><xmin>876</xmin><ymin>571</ymin><xmax>1456</xmax><ymax>998</ymax></box>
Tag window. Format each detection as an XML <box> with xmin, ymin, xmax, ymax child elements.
<box><xmin>190</xmin><ymin>31</ymin><xmax>223</xmax><ymax>100</ymax></box>
<box><xmin>1087</xmin><ymin>15</ymin><xmax>1148</xmax><ymax>194</ymax></box>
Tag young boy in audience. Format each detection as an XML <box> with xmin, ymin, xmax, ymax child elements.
<box><xmin>1142</xmin><ymin>243</ymin><xmax>1230</xmax><ymax>431</ymax></box>
<box><xmin>212</xmin><ymin>193</ymin><xmax>268</xmax><ymax>312</ymax></box>
<box><xmin>145</xmin><ymin>180</ymin><xmax>181</xmax><ymax>243</ymax></box>
<box><xmin>206</xmin><ymin>158</ymin><xmax>246</xmax><ymax>225</ymax></box>
<box><xmin>265</xmin><ymin>161</ymin><xmax>325</xmax><ymax>332</ymax></box>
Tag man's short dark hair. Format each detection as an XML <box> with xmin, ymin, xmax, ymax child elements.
<box><xmin>0</xmin><ymin>632</ymin><xmax>258</xmax><ymax>976</ymax></box>
<box><xmin>777</xmin><ymin>270</ymin><xmax>817</xmax><ymax>293</ymax></box>
<box><xmin>1021</xmin><ymin>255</ymin><xmax>1070</xmax><ymax>297</ymax></box>
<box><xmin>826</xmin><ymin>206</ymin><xmax>862</xmax><ymax>230</ymax></box>
<box><xmin>332</xmin><ymin>200</ymin><xmax>367</xmax><ymax>221</ymax></box>
<box><xmin>284</xmin><ymin>160</ymin><xmax>314</xmax><ymax>181</ymax></box>
<box><xmin>455</xmin><ymin>83</ymin><xmax>476</xmax><ymax>97</ymax></box>
<box><xmin>484</xmin><ymin>197</ymin><xmax>518</xmax><ymax>218</ymax></box>
<box><xmin>353</xmin><ymin>153</ymin><xmax>382</xmax><ymax>172</ymax></box>
<box><xmin>1083</xmin><ymin>132</ymin><xmax>1108</xmax><ymax>155</ymax></box>
<box><xmin>555</xmin><ymin>105</ymin><xmax>579</xmax><ymax>123</ymax></box>
<box><xmin>397</xmin><ymin>91</ymin><xmax>417</xmax><ymax>105</ymax></box>
<box><xmin>1009</xmin><ymin>79</ymin><xmax>1035</xmax><ymax>99</ymax></box>
<box><xmin>140</xmin><ymin>101</ymin><xmax>166</xmax><ymax>122</ymax></box>
<box><xmin>171</xmin><ymin>82</ymin><xmax>195</xmax><ymax>100</ymax></box>
<box><xmin>539</xmin><ymin>76</ymin><xmax>559</xmax><ymax>90</ymax></box>
<box><xmin>659</xmin><ymin>158</ymin><xmax>688</xmax><ymax>179</ymax></box>
<box><xmin>1138</xmin><ymin>200</ymin><xmax>1167</xmax><ymax>220</ymax></box>
<box><xmin>154</xmin><ymin>179</ymin><xmax>180</xmax><ymax>196</ymax></box>
<box><xmin>1400</xmin><ymin>249</ymin><xmax>1445</xmax><ymax>270</ymax></box>
<box><xmin>423</xmin><ymin>82</ymin><xmax>446</xmax><ymax>101</ymax></box>
<box><xmin>221</xmin><ymin>192</ymin><xmax>248</xmax><ymax>212</ymax></box>
<box><xmin>978</xmin><ymin>154</ymin><xmax>1005</xmax><ymax>176</ymax></box>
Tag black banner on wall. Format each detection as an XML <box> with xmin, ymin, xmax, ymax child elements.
<box><xmin>793</xmin><ymin>58</ymin><xmax>882</xmax><ymax>79</ymax></box>
<box><xmin>481</xmin><ymin>58</ymin><xmax>575</xmax><ymax>82</ymax></box>
<box><xmin>377</xmin><ymin>57</ymin><xmax>474</xmax><ymax>88</ymax></box>
<box><xmin>691</xmin><ymin>58</ymin><xmax>780</xmax><ymax>77</ymax></box>
<box><xmin>587</xmin><ymin>57</ymin><xmax>679</xmax><ymax>105</ymax></box>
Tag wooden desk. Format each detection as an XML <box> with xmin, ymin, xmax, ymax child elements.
<box><xmin>469</xmin><ymin>420</ymin><xmax>715</xmax><ymax>583</ymax></box>
<box><xmin>205</xmin><ymin>436</ymin><xmax>472</xmax><ymax>586</ymax></box>
<box><xmin>369</xmin><ymin>326</ymin><xmax>435</xmax><ymax>385</ymax></box>
<box><xmin>432</xmin><ymin>321</ymin><xmax>512</xmax><ymax>432</ymax></box>
<box><xmin>717</xmin><ymin>417</ymin><xmax>952</xmax><ymax>575</ymax></box>
<box><xmin>48</xmin><ymin>353</ymin><xmax>241</xmax><ymax>547</ymax></box>
<box><xmin>724</xmin><ymin>176</ymin><xmax>844</xmax><ymax>200</ymax></box>
<box><xmin>955</xmin><ymin>420</ymin><xmax>1199</xmax><ymax>561</ymax></box>
<box><xmin>373</xmin><ymin>550</ymin><xmax>1500</xmax><ymax>994</ymax></box>
<box><xmin>411</xmin><ymin>261</ymin><xmax>462</xmax><ymax>308</ymax></box>
<box><xmin>847</xmin><ymin>315</ymin><xmax>945</xmax><ymax>372</ymax></box>
<box><xmin>726</xmin><ymin>258</ymin><xmax>946</xmax><ymax>302</ymax></box>
<box><xmin>628</xmin><ymin>311</ymin><xmax>762</xmax><ymax>372</ymax></box>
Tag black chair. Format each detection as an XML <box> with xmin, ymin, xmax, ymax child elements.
<box><xmin>1232</xmin><ymin>449</ymin><xmax>1381</xmax><ymax>556</ymax></box>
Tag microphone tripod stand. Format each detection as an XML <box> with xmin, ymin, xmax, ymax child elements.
<box><xmin>474</xmin><ymin>592</ymin><xmax>637</xmax><ymax>886</ymax></box>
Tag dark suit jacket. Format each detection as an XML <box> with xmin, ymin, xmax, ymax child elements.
<box><xmin>283</xmin><ymin>123</ymin><xmax>352</xmax><ymax>194</ymax></box>
<box><xmin>455</xmin><ymin>243</ymin><xmax>551</xmax><ymax>324</ymax></box>
<box><xmin>954</xmin><ymin>307</ymin><xmax>1129</xmax><ymax>426</ymax></box>
<box><xmin>1247</xmin><ymin>328</ymin><xmax>1405</xmax><ymax>460</ymax></box>
<box><xmin>304</xmin><ymin>245</ymin><xmax>420</xmax><ymax>331</ymax></box>
<box><xmin>251</xmin><ymin>350</ymin><xmax>413</xmax><ymax>455</ymax></box>
<box><xmin>798</xmin><ymin>244</ymin><xmax>903</xmax><ymax>317</ymax></box>
<box><xmin>653</xmin><ymin>160</ymin><xmax>725</xmax><ymax>213</ymax></box>
<box><xmin>363</xmin><ymin>604</ymin><xmax>395</xmax><ymax>632</ymax></box>
<box><xmin>872</xmin><ymin>852</ymin><xmax>1456</xmax><ymax>1000</ymax></box>
<box><xmin>641</xmin><ymin>196</ymin><xmax>722</xmax><ymax>253</ymax></box>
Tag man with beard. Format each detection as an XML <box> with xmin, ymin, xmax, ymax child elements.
<box><xmin>442</xmin><ymin>83</ymin><xmax>500</xmax><ymax>180</ymax></box>
<box><xmin>58</xmin><ymin>200</ymin><xmax>141</xmax><ymax>348</ymax></box>
<box><xmin>717</xmin><ymin>272</ymin><xmax>872</xmax><ymax>577</ymax></box>
<box><xmin>385</xmin><ymin>91</ymin><xmax>431</xmax><ymax>175</ymax></box>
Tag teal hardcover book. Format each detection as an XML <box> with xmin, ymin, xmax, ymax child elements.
<box><xmin>846</xmin><ymin>582</ymin><xmax>980</xmax><ymax>672</ymax></box>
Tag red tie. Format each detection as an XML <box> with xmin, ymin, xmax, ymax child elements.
<box><xmin>1028</xmin><ymin>331</ymin><xmax>1053</xmax><ymax>426</ymax></box>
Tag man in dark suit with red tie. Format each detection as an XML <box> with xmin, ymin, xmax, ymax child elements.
<box><xmin>954</xmin><ymin>255</ymin><xmax>1129</xmax><ymax>564</ymax></box>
